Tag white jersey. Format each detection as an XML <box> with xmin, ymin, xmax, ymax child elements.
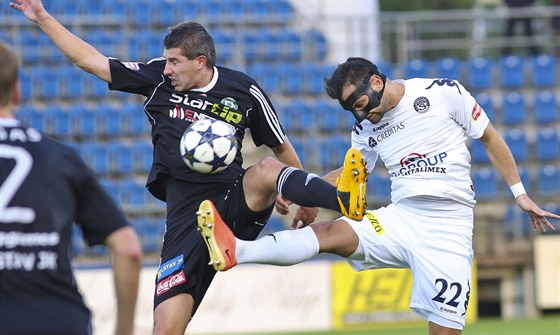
<box><xmin>352</xmin><ymin>78</ymin><xmax>490</xmax><ymax>207</ymax></box>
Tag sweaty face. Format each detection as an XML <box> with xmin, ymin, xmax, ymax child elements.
<box><xmin>163</xmin><ymin>48</ymin><xmax>201</xmax><ymax>92</ymax></box>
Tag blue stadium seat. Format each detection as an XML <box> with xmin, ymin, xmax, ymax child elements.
<box><xmin>302</xmin><ymin>29</ymin><xmax>328</xmax><ymax>61</ymax></box>
<box><xmin>537</xmin><ymin>165</ymin><xmax>560</xmax><ymax>196</ymax></box>
<box><xmin>67</xmin><ymin>67</ymin><xmax>85</xmax><ymax>99</ymax></box>
<box><xmin>319</xmin><ymin>136</ymin><xmax>349</xmax><ymax>169</ymax></box>
<box><xmin>80</xmin><ymin>142</ymin><xmax>108</xmax><ymax>175</ymax></box>
<box><xmin>315</xmin><ymin>100</ymin><xmax>340</xmax><ymax>132</ymax></box>
<box><xmin>0</xmin><ymin>0</ymin><xmax>25</xmax><ymax>21</ymax></box>
<box><xmin>243</xmin><ymin>0</ymin><xmax>266</xmax><ymax>17</ymax></box>
<box><xmin>81</xmin><ymin>73</ymin><xmax>108</xmax><ymax>98</ymax></box>
<box><xmin>269</xmin><ymin>0</ymin><xmax>295</xmax><ymax>21</ymax></box>
<box><xmin>100</xmin><ymin>0</ymin><xmax>126</xmax><ymax>20</ymax></box>
<box><xmin>43</xmin><ymin>104</ymin><xmax>71</xmax><ymax>139</ymax></box>
<box><xmin>283</xmin><ymin>100</ymin><xmax>313</xmax><ymax>132</ymax></box>
<box><xmin>470</xmin><ymin>139</ymin><xmax>490</xmax><ymax>163</ymax></box>
<box><xmin>148</xmin><ymin>1</ymin><xmax>178</xmax><ymax>26</ymax></box>
<box><xmin>434</xmin><ymin>57</ymin><xmax>462</xmax><ymax>80</ymax></box>
<box><xmin>499</xmin><ymin>55</ymin><xmax>525</xmax><ymax>88</ymax></box>
<box><xmin>536</xmin><ymin>128</ymin><xmax>560</xmax><ymax>161</ymax></box>
<box><xmin>278</xmin><ymin>62</ymin><xmax>304</xmax><ymax>95</ymax></box>
<box><xmin>17</xmin><ymin>105</ymin><xmax>40</xmax><ymax>130</ymax></box>
<box><xmin>143</xmin><ymin>31</ymin><xmax>165</xmax><ymax>59</ymax></box>
<box><xmin>98</xmin><ymin>177</ymin><xmax>119</xmax><ymax>203</ymax></box>
<box><xmin>120</xmin><ymin>103</ymin><xmax>150</xmax><ymax>136</ymax></box>
<box><xmin>117</xmin><ymin>178</ymin><xmax>147</xmax><ymax>207</ymax></box>
<box><xmin>474</xmin><ymin>92</ymin><xmax>496</xmax><ymax>122</ymax></box>
<box><xmin>533</xmin><ymin>90</ymin><xmax>559</xmax><ymax>124</ymax></box>
<box><xmin>71</xmin><ymin>106</ymin><xmax>96</xmax><ymax>139</ymax></box>
<box><xmin>25</xmin><ymin>106</ymin><xmax>45</xmax><ymax>131</ymax></box>
<box><xmin>19</xmin><ymin>31</ymin><xmax>40</xmax><ymax>64</ymax></box>
<box><xmin>212</xmin><ymin>30</ymin><xmax>236</xmax><ymax>64</ymax></box>
<box><xmin>196</xmin><ymin>0</ymin><xmax>226</xmax><ymax>19</ymax></box>
<box><xmin>241</xmin><ymin>31</ymin><xmax>258</xmax><ymax>62</ymax></box>
<box><xmin>256</xmin><ymin>29</ymin><xmax>279</xmax><ymax>61</ymax></box>
<box><xmin>19</xmin><ymin>68</ymin><xmax>33</xmax><ymax>100</ymax></box>
<box><xmin>503</xmin><ymin>128</ymin><xmax>528</xmax><ymax>162</ymax></box>
<box><xmin>133</xmin><ymin>217</ymin><xmax>162</xmax><ymax>253</ymax></box>
<box><xmin>127</xmin><ymin>1</ymin><xmax>150</xmax><ymax>25</ymax></box>
<box><xmin>125</xmin><ymin>34</ymin><xmax>142</xmax><ymax>60</ymax></box>
<box><xmin>248</xmin><ymin>63</ymin><xmax>279</xmax><ymax>93</ymax></box>
<box><xmin>95</xmin><ymin>104</ymin><xmax>120</xmax><ymax>137</ymax></box>
<box><xmin>531</xmin><ymin>54</ymin><xmax>556</xmax><ymax>87</ymax></box>
<box><xmin>78</xmin><ymin>0</ymin><xmax>104</xmax><ymax>16</ymax></box>
<box><xmin>132</xmin><ymin>140</ymin><xmax>153</xmax><ymax>173</ymax></box>
<box><xmin>33</xmin><ymin>66</ymin><xmax>58</xmax><ymax>99</ymax></box>
<box><xmin>370</xmin><ymin>172</ymin><xmax>391</xmax><ymax>203</ymax></box>
<box><xmin>107</xmin><ymin>141</ymin><xmax>134</xmax><ymax>175</ymax></box>
<box><xmin>403</xmin><ymin>58</ymin><xmax>430</xmax><ymax>79</ymax></box>
<box><xmin>300</xmin><ymin>64</ymin><xmax>324</xmax><ymax>95</ymax></box>
<box><xmin>51</xmin><ymin>0</ymin><xmax>78</xmax><ymax>17</ymax></box>
<box><xmin>472</xmin><ymin>167</ymin><xmax>499</xmax><ymax>199</ymax></box>
<box><xmin>278</xmin><ymin>29</ymin><xmax>302</xmax><ymax>61</ymax></box>
<box><xmin>467</xmin><ymin>56</ymin><xmax>493</xmax><ymax>89</ymax></box>
<box><xmin>501</xmin><ymin>91</ymin><xmax>527</xmax><ymax>125</ymax></box>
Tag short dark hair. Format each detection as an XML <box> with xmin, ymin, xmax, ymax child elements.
<box><xmin>0</xmin><ymin>42</ymin><xmax>19</xmax><ymax>107</ymax></box>
<box><xmin>164</xmin><ymin>22</ymin><xmax>216</xmax><ymax>68</ymax></box>
<box><xmin>324</xmin><ymin>57</ymin><xmax>383</xmax><ymax>101</ymax></box>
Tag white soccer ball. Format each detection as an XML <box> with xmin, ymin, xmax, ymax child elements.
<box><xmin>180</xmin><ymin>118</ymin><xmax>238</xmax><ymax>174</ymax></box>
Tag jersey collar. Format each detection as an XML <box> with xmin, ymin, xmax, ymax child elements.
<box><xmin>192</xmin><ymin>66</ymin><xmax>219</xmax><ymax>93</ymax></box>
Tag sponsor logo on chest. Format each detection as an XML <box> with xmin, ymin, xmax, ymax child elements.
<box><xmin>368</xmin><ymin>122</ymin><xmax>406</xmax><ymax>148</ymax></box>
<box><xmin>168</xmin><ymin>93</ymin><xmax>243</xmax><ymax>124</ymax></box>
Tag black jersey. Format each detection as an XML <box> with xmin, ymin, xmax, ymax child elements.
<box><xmin>108</xmin><ymin>58</ymin><xmax>286</xmax><ymax>201</ymax></box>
<box><xmin>0</xmin><ymin>120</ymin><xmax>129</xmax><ymax>334</ymax></box>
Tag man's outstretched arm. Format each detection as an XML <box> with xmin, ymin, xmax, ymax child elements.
<box><xmin>10</xmin><ymin>0</ymin><xmax>112</xmax><ymax>82</ymax></box>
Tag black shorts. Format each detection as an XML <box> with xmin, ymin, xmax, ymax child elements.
<box><xmin>153</xmin><ymin>172</ymin><xmax>274</xmax><ymax>313</ymax></box>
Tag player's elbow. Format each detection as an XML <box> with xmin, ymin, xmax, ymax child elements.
<box><xmin>106</xmin><ymin>226</ymin><xmax>144</xmax><ymax>265</ymax></box>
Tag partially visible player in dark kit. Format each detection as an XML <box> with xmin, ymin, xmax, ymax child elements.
<box><xmin>9</xmin><ymin>1</ymin><xmax>368</xmax><ymax>334</ymax></box>
<box><xmin>0</xmin><ymin>41</ymin><xmax>143</xmax><ymax>335</ymax></box>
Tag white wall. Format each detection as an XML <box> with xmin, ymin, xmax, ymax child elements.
<box><xmin>289</xmin><ymin>0</ymin><xmax>381</xmax><ymax>63</ymax></box>
<box><xmin>76</xmin><ymin>262</ymin><xmax>332</xmax><ymax>335</ymax></box>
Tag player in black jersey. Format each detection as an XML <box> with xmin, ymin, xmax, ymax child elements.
<box><xmin>11</xmin><ymin>1</ymin><xmax>367</xmax><ymax>333</ymax></box>
<box><xmin>0</xmin><ymin>42</ymin><xmax>143</xmax><ymax>335</ymax></box>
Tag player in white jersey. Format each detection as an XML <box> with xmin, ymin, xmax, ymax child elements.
<box><xmin>197</xmin><ymin>57</ymin><xmax>559</xmax><ymax>335</ymax></box>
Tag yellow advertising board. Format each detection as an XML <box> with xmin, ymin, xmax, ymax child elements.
<box><xmin>331</xmin><ymin>261</ymin><xmax>478</xmax><ymax>330</ymax></box>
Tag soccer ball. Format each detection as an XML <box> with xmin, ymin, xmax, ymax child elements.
<box><xmin>180</xmin><ymin>118</ymin><xmax>238</xmax><ymax>174</ymax></box>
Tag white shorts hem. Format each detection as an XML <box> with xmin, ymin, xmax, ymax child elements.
<box><xmin>410</xmin><ymin>305</ymin><xmax>464</xmax><ymax>330</ymax></box>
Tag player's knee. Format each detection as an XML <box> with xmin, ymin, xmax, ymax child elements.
<box><xmin>253</xmin><ymin>157</ymin><xmax>284</xmax><ymax>183</ymax></box>
<box><xmin>312</xmin><ymin>220</ymin><xmax>358</xmax><ymax>256</ymax></box>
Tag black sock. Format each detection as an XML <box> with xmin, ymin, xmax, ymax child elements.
<box><xmin>277</xmin><ymin>167</ymin><xmax>339</xmax><ymax>212</ymax></box>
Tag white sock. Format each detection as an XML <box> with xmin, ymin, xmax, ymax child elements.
<box><xmin>236</xmin><ymin>226</ymin><xmax>320</xmax><ymax>266</ymax></box>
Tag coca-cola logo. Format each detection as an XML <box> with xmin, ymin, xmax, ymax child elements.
<box><xmin>156</xmin><ymin>270</ymin><xmax>186</xmax><ymax>296</ymax></box>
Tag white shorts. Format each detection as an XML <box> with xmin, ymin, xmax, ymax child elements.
<box><xmin>342</xmin><ymin>199</ymin><xmax>474</xmax><ymax>330</ymax></box>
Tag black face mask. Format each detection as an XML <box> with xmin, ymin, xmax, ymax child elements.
<box><xmin>340</xmin><ymin>71</ymin><xmax>386</xmax><ymax>122</ymax></box>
